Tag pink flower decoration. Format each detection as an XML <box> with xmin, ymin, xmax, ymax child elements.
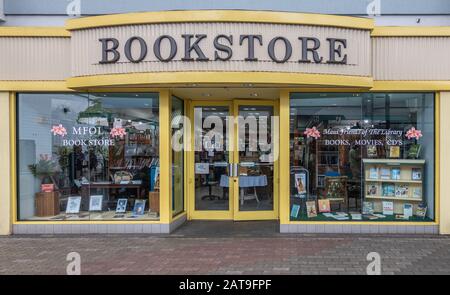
<box><xmin>110</xmin><ymin>127</ymin><xmax>127</xmax><ymax>139</ymax></box>
<box><xmin>304</xmin><ymin>126</ymin><xmax>321</xmax><ymax>139</ymax></box>
<box><xmin>50</xmin><ymin>124</ymin><xmax>67</xmax><ymax>137</ymax></box>
<box><xmin>405</xmin><ymin>127</ymin><xmax>423</xmax><ymax>140</ymax></box>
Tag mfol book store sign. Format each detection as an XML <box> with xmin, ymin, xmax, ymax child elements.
<box><xmin>50</xmin><ymin>124</ymin><xmax>126</xmax><ymax>146</ymax></box>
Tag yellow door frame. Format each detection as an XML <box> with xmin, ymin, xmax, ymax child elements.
<box><xmin>188</xmin><ymin>100</ymin><xmax>235</xmax><ymax>220</ymax></box>
<box><xmin>232</xmin><ymin>99</ymin><xmax>279</xmax><ymax>220</ymax></box>
<box><xmin>187</xmin><ymin>99</ymin><xmax>280</xmax><ymax>221</ymax></box>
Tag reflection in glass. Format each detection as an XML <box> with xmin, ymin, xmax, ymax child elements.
<box><xmin>194</xmin><ymin>106</ymin><xmax>230</xmax><ymax>211</ymax></box>
<box><xmin>238</xmin><ymin>106</ymin><xmax>274</xmax><ymax>211</ymax></box>
<box><xmin>172</xmin><ymin>96</ymin><xmax>184</xmax><ymax>216</ymax></box>
<box><xmin>289</xmin><ymin>93</ymin><xmax>434</xmax><ymax>222</ymax></box>
<box><xmin>18</xmin><ymin>93</ymin><xmax>160</xmax><ymax>221</ymax></box>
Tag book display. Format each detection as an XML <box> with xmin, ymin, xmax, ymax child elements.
<box><xmin>363</xmin><ymin>159</ymin><xmax>426</xmax><ymax>216</ymax></box>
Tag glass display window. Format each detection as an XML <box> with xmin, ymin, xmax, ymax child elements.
<box><xmin>17</xmin><ymin>93</ymin><xmax>160</xmax><ymax>221</ymax></box>
<box><xmin>289</xmin><ymin>93</ymin><xmax>435</xmax><ymax>222</ymax></box>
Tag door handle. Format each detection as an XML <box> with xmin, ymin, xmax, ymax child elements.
<box><xmin>233</xmin><ymin>163</ymin><xmax>238</xmax><ymax>177</ymax></box>
<box><xmin>228</xmin><ymin>163</ymin><xmax>239</xmax><ymax>177</ymax></box>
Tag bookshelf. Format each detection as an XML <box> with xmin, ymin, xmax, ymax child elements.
<box><xmin>315</xmin><ymin>140</ymin><xmax>340</xmax><ymax>188</ymax></box>
<box><xmin>363</xmin><ymin>159</ymin><xmax>425</xmax><ymax>214</ymax></box>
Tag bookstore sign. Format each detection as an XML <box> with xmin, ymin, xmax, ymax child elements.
<box><xmin>50</xmin><ymin>124</ymin><xmax>127</xmax><ymax>147</ymax></box>
<box><xmin>304</xmin><ymin>127</ymin><xmax>422</xmax><ymax>146</ymax></box>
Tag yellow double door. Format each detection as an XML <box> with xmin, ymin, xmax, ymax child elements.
<box><xmin>187</xmin><ymin>99</ymin><xmax>279</xmax><ymax>221</ymax></box>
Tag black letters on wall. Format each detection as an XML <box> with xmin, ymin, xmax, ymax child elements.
<box><xmin>181</xmin><ymin>34</ymin><xmax>209</xmax><ymax>61</ymax></box>
<box><xmin>268</xmin><ymin>37</ymin><xmax>292</xmax><ymax>63</ymax></box>
<box><xmin>154</xmin><ymin>35</ymin><xmax>178</xmax><ymax>62</ymax></box>
<box><xmin>239</xmin><ymin>35</ymin><xmax>263</xmax><ymax>61</ymax></box>
<box><xmin>98</xmin><ymin>34</ymin><xmax>348</xmax><ymax>65</ymax></box>
<box><xmin>214</xmin><ymin>35</ymin><xmax>233</xmax><ymax>61</ymax></box>
<box><xmin>124</xmin><ymin>36</ymin><xmax>148</xmax><ymax>63</ymax></box>
<box><xmin>326</xmin><ymin>38</ymin><xmax>347</xmax><ymax>64</ymax></box>
<box><xmin>99</xmin><ymin>38</ymin><xmax>120</xmax><ymax>64</ymax></box>
<box><xmin>298</xmin><ymin>37</ymin><xmax>323</xmax><ymax>63</ymax></box>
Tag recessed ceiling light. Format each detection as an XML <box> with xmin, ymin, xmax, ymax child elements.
<box><xmin>202</xmin><ymin>93</ymin><xmax>211</xmax><ymax>97</ymax></box>
<box><xmin>250</xmin><ymin>93</ymin><xmax>258</xmax><ymax>97</ymax></box>
<box><xmin>243</xmin><ymin>83</ymin><xmax>253</xmax><ymax>87</ymax></box>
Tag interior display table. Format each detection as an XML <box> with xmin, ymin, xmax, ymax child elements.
<box><xmin>220</xmin><ymin>175</ymin><xmax>268</xmax><ymax>205</ymax></box>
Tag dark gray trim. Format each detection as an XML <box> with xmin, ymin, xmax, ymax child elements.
<box><xmin>4</xmin><ymin>0</ymin><xmax>450</xmax><ymax>16</ymax></box>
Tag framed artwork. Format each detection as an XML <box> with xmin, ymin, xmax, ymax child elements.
<box><xmin>306</xmin><ymin>201</ymin><xmax>317</xmax><ymax>218</ymax></box>
<box><xmin>89</xmin><ymin>195</ymin><xmax>103</xmax><ymax>211</ymax></box>
<box><xmin>388</xmin><ymin>146</ymin><xmax>400</xmax><ymax>158</ymax></box>
<box><xmin>367</xmin><ymin>145</ymin><xmax>377</xmax><ymax>158</ymax></box>
<box><xmin>318</xmin><ymin>199</ymin><xmax>330</xmax><ymax>213</ymax></box>
<box><xmin>294</xmin><ymin>172</ymin><xmax>307</xmax><ymax>195</ymax></box>
<box><xmin>66</xmin><ymin>196</ymin><xmax>81</xmax><ymax>214</ymax></box>
<box><xmin>133</xmin><ymin>200</ymin><xmax>146</xmax><ymax>216</ymax></box>
<box><xmin>382</xmin><ymin>201</ymin><xmax>394</xmax><ymax>215</ymax></box>
<box><xmin>195</xmin><ymin>163</ymin><xmax>210</xmax><ymax>174</ymax></box>
<box><xmin>116</xmin><ymin>198</ymin><xmax>128</xmax><ymax>213</ymax></box>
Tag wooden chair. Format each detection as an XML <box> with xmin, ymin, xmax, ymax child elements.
<box><xmin>323</xmin><ymin>176</ymin><xmax>348</xmax><ymax>212</ymax></box>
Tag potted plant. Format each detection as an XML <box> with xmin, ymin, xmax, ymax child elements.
<box><xmin>28</xmin><ymin>154</ymin><xmax>61</xmax><ymax>216</ymax></box>
<box><xmin>28</xmin><ymin>154</ymin><xmax>60</xmax><ymax>187</ymax></box>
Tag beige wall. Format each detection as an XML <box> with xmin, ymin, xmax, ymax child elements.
<box><xmin>373</xmin><ymin>37</ymin><xmax>450</xmax><ymax>81</ymax></box>
<box><xmin>0</xmin><ymin>37</ymin><xmax>70</xmax><ymax>80</ymax></box>
<box><xmin>0</xmin><ymin>92</ymin><xmax>11</xmax><ymax>235</ymax></box>
<box><xmin>440</xmin><ymin>92</ymin><xmax>450</xmax><ymax>234</ymax></box>
<box><xmin>2</xmin><ymin>27</ymin><xmax>450</xmax><ymax>83</ymax></box>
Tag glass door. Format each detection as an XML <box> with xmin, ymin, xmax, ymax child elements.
<box><xmin>188</xmin><ymin>100</ymin><xmax>278</xmax><ymax>221</ymax></box>
<box><xmin>232</xmin><ymin>100</ymin><xmax>279</xmax><ymax>220</ymax></box>
<box><xmin>189</xmin><ymin>102</ymin><xmax>234</xmax><ymax>219</ymax></box>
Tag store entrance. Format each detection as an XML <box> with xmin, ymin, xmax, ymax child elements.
<box><xmin>188</xmin><ymin>100</ymin><xmax>279</xmax><ymax>221</ymax></box>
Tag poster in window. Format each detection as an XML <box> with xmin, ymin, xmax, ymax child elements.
<box><xmin>66</xmin><ymin>196</ymin><xmax>81</xmax><ymax>214</ymax></box>
<box><xmin>389</xmin><ymin>146</ymin><xmax>400</xmax><ymax>158</ymax></box>
<box><xmin>382</xmin><ymin>201</ymin><xmax>394</xmax><ymax>215</ymax></box>
<box><xmin>195</xmin><ymin>163</ymin><xmax>210</xmax><ymax>174</ymax></box>
<box><xmin>318</xmin><ymin>199</ymin><xmax>330</xmax><ymax>213</ymax></box>
<box><xmin>89</xmin><ymin>195</ymin><xmax>103</xmax><ymax>211</ymax></box>
<box><xmin>306</xmin><ymin>201</ymin><xmax>317</xmax><ymax>218</ymax></box>
<box><xmin>290</xmin><ymin>204</ymin><xmax>300</xmax><ymax>218</ymax></box>
<box><xmin>294</xmin><ymin>172</ymin><xmax>307</xmax><ymax>195</ymax></box>
<box><xmin>116</xmin><ymin>198</ymin><xmax>128</xmax><ymax>213</ymax></box>
<box><xmin>132</xmin><ymin>200</ymin><xmax>146</xmax><ymax>216</ymax></box>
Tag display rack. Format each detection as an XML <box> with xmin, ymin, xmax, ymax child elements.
<box><xmin>363</xmin><ymin>158</ymin><xmax>425</xmax><ymax>214</ymax></box>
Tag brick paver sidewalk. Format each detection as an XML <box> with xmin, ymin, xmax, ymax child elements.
<box><xmin>0</xmin><ymin>222</ymin><xmax>449</xmax><ymax>275</ymax></box>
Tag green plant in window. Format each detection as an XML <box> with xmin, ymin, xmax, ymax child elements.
<box><xmin>28</xmin><ymin>154</ymin><xmax>60</xmax><ymax>185</ymax></box>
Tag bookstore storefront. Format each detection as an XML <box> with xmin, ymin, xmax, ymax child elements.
<box><xmin>0</xmin><ymin>10</ymin><xmax>449</xmax><ymax>234</ymax></box>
